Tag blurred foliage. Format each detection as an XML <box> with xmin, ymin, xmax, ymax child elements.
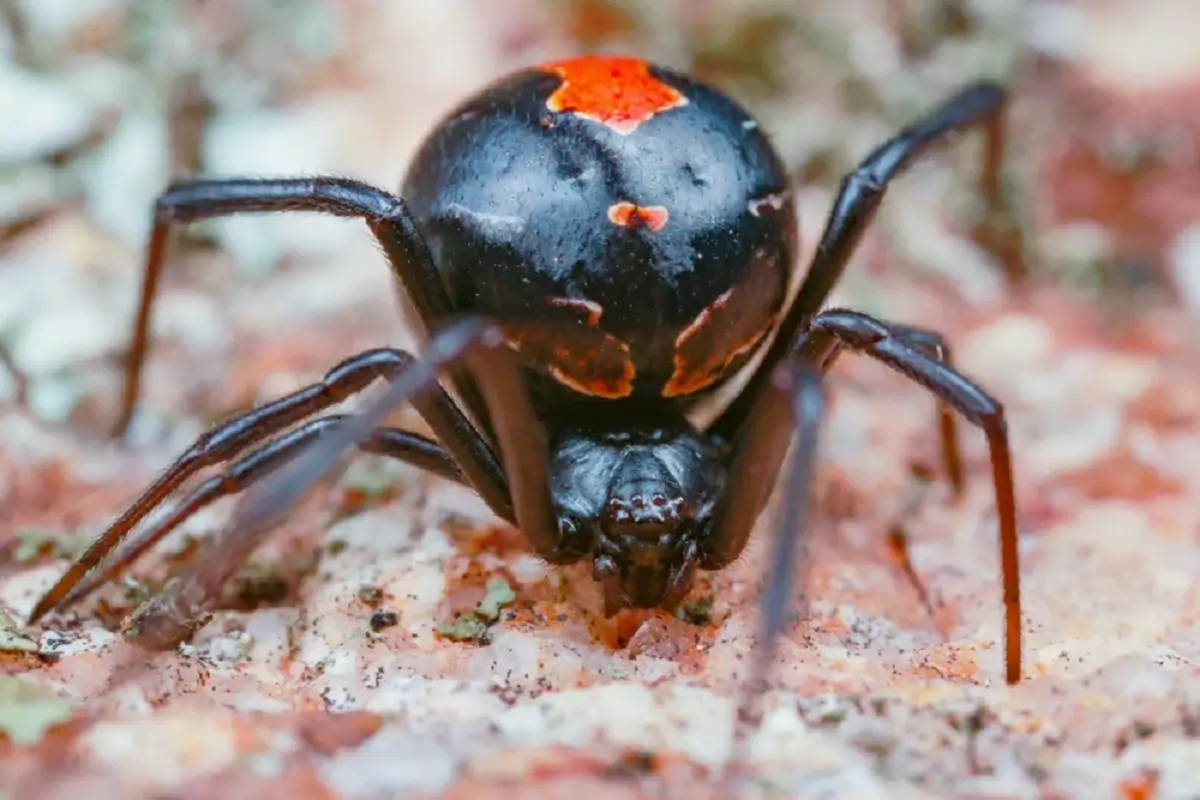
<box><xmin>0</xmin><ymin>0</ymin><xmax>1028</xmax><ymax>261</ymax></box>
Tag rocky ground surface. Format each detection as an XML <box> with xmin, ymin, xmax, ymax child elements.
<box><xmin>3</xmin><ymin>1</ymin><xmax>1200</xmax><ymax>798</ymax></box>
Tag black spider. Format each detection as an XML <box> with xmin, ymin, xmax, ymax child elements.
<box><xmin>29</xmin><ymin>55</ymin><xmax>1023</xmax><ymax>692</ymax></box>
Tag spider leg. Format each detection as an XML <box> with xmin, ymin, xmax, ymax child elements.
<box><xmin>704</xmin><ymin>321</ymin><xmax>964</xmax><ymax>570</ymax></box>
<box><xmin>886</xmin><ymin>324</ymin><xmax>963</xmax><ymax>497</ymax></box>
<box><xmin>28</xmin><ymin>345</ymin><xmax>510</xmax><ymax>625</ymax></box>
<box><xmin>803</xmin><ymin>322</ymin><xmax>963</xmax><ymax>495</ymax></box>
<box><xmin>112</xmin><ymin>177</ymin><xmax>490</xmax><ymax>440</ymax></box>
<box><xmin>119</xmin><ymin>316</ymin><xmax>575</xmax><ymax>650</ymax></box>
<box><xmin>801</xmin><ymin>308</ymin><xmax>1020</xmax><ymax>684</ymax></box>
<box><xmin>713</xmin><ymin>81</ymin><xmax>1014</xmax><ymax>439</ymax></box>
<box><xmin>701</xmin><ymin>358</ymin><xmax>825</xmax><ymax>749</ymax></box>
<box><xmin>708</xmin><ymin>309</ymin><xmax>1019</xmax><ymax>732</ymax></box>
<box><xmin>48</xmin><ymin>417</ymin><xmax>461</xmax><ymax>615</ymax></box>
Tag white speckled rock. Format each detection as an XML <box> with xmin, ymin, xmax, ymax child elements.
<box><xmin>0</xmin><ymin>64</ymin><xmax>100</xmax><ymax>164</ymax></box>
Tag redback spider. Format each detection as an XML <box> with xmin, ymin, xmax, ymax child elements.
<box><xmin>29</xmin><ymin>55</ymin><xmax>1023</xmax><ymax>688</ymax></box>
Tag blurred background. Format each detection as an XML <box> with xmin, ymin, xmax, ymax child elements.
<box><xmin>4</xmin><ymin>6</ymin><xmax>1200</xmax><ymax>794</ymax></box>
<box><xmin>0</xmin><ymin>0</ymin><xmax>1198</xmax><ymax>430</ymax></box>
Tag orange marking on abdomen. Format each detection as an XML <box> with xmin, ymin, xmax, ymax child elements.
<box><xmin>547</xmin><ymin>340</ymin><xmax>636</xmax><ymax>398</ymax></box>
<box><xmin>550</xmin><ymin>360</ymin><xmax>635</xmax><ymax>399</ymax></box>
<box><xmin>662</xmin><ymin>289</ymin><xmax>775</xmax><ymax>397</ymax></box>
<box><xmin>503</xmin><ymin>323</ymin><xmax>636</xmax><ymax>399</ymax></box>
<box><xmin>608</xmin><ymin>201</ymin><xmax>669</xmax><ymax>232</ymax></box>
<box><xmin>538</xmin><ymin>55</ymin><xmax>689</xmax><ymax>135</ymax></box>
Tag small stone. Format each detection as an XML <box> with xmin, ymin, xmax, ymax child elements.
<box><xmin>0</xmin><ymin>608</ymin><xmax>38</xmax><ymax>653</ymax></box>
<box><xmin>298</xmin><ymin>709</ymin><xmax>383</xmax><ymax>756</ymax></box>
<box><xmin>957</xmin><ymin>312</ymin><xmax>1057</xmax><ymax>384</ymax></box>
<box><xmin>357</xmin><ymin>585</ymin><xmax>384</xmax><ymax>608</ymax></box>
<box><xmin>368</xmin><ymin>610</ymin><xmax>398</xmax><ymax>632</ymax></box>
<box><xmin>0</xmin><ymin>64</ymin><xmax>101</xmax><ymax>165</ymax></box>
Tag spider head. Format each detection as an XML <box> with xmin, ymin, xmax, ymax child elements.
<box><xmin>550</xmin><ymin>421</ymin><xmax>724</xmax><ymax>615</ymax></box>
<box><xmin>589</xmin><ymin>447</ymin><xmax>707</xmax><ymax>615</ymax></box>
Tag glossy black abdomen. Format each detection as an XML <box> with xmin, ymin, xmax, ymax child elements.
<box><xmin>401</xmin><ymin>56</ymin><xmax>797</xmax><ymax>407</ymax></box>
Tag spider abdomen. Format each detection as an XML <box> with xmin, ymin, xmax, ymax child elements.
<box><xmin>401</xmin><ymin>55</ymin><xmax>798</xmax><ymax>404</ymax></box>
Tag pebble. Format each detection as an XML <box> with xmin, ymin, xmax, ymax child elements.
<box><xmin>0</xmin><ymin>64</ymin><xmax>100</xmax><ymax>165</ymax></box>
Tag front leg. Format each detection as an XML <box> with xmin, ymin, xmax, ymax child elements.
<box><xmin>703</xmin><ymin>357</ymin><xmax>826</xmax><ymax>730</ymax></box>
<box><xmin>113</xmin><ymin>177</ymin><xmax>492</xmax><ymax>441</ymax></box>
<box><xmin>791</xmin><ymin>81</ymin><xmax>1018</xmax><ymax>322</ymax></box>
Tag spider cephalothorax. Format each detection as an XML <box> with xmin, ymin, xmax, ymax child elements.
<box><xmin>548</xmin><ymin>419</ymin><xmax>726</xmax><ymax>613</ymax></box>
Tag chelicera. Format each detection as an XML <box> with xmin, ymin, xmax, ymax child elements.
<box><xmin>29</xmin><ymin>55</ymin><xmax>1024</xmax><ymax>686</ymax></box>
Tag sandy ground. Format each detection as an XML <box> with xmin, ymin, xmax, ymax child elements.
<box><xmin>3</xmin><ymin>1</ymin><xmax>1200</xmax><ymax>798</ymax></box>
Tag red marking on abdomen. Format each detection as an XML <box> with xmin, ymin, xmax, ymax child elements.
<box><xmin>550</xmin><ymin>355</ymin><xmax>635</xmax><ymax>399</ymax></box>
<box><xmin>503</xmin><ymin>323</ymin><xmax>636</xmax><ymax>399</ymax></box>
<box><xmin>538</xmin><ymin>55</ymin><xmax>688</xmax><ymax>135</ymax></box>
<box><xmin>662</xmin><ymin>290</ymin><xmax>775</xmax><ymax>397</ymax></box>
<box><xmin>608</xmin><ymin>202</ymin><xmax>669</xmax><ymax>232</ymax></box>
